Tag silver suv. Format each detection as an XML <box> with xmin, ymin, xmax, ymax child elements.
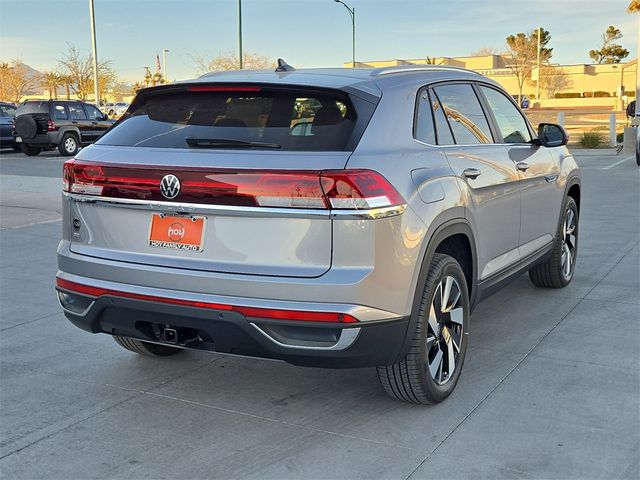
<box><xmin>56</xmin><ymin>65</ymin><xmax>580</xmax><ymax>404</ymax></box>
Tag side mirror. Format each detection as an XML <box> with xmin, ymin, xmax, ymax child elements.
<box><xmin>537</xmin><ymin>123</ymin><xmax>568</xmax><ymax>147</ymax></box>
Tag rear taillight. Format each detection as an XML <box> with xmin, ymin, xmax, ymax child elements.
<box><xmin>62</xmin><ymin>161</ymin><xmax>405</xmax><ymax>211</ymax></box>
<box><xmin>47</xmin><ymin>120</ymin><xmax>57</xmax><ymax>131</ymax></box>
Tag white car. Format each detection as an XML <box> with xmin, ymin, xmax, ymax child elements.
<box><xmin>114</xmin><ymin>103</ymin><xmax>129</xmax><ymax>117</ymax></box>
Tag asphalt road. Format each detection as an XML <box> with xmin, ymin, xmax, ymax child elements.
<box><xmin>0</xmin><ymin>147</ymin><xmax>638</xmax><ymax>479</ymax></box>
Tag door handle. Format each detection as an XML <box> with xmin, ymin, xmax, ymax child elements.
<box><xmin>462</xmin><ymin>168</ymin><xmax>481</xmax><ymax>179</ymax></box>
<box><xmin>516</xmin><ymin>162</ymin><xmax>530</xmax><ymax>172</ymax></box>
<box><xmin>71</xmin><ymin>121</ymin><xmax>78</xmax><ymax>124</ymax></box>
<box><xmin>91</xmin><ymin>121</ymin><xmax>98</xmax><ymax>125</ymax></box>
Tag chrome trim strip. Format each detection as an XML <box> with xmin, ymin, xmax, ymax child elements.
<box><xmin>250</xmin><ymin>323</ymin><xmax>361</xmax><ymax>351</ymax></box>
<box><xmin>63</xmin><ymin>192</ymin><xmax>406</xmax><ymax>219</ymax></box>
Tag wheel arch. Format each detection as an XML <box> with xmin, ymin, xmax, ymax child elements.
<box><xmin>58</xmin><ymin>127</ymin><xmax>81</xmax><ymax>143</ymax></box>
<box><xmin>393</xmin><ymin>218</ymin><xmax>478</xmax><ymax>363</ymax></box>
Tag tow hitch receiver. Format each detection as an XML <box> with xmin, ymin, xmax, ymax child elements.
<box><xmin>152</xmin><ymin>324</ymin><xmax>198</xmax><ymax>346</ymax></box>
<box><xmin>163</xmin><ymin>328</ymin><xmax>178</xmax><ymax>344</ymax></box>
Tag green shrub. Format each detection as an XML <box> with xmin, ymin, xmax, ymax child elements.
<box><xmin>617</xmin><ymin>132</ymin><xmax>624</xmax><ymax>143</ymax></box>
<box><xmin>579</xmin><ymin>131</ymin><xmax>604</xmax><ymax>148</ymax></box>
<box><xmin>554</xmin><ymin>92</ymin><xmax>582</xmax><ymax>99</ymax></box>
<box><xmin>583</xmin><ymin>91</ymin><xmax>612</xmax><ymax>98</ymax></box>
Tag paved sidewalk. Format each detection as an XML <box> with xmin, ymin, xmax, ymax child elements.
<box><xmin>0</xmin><ymin>151</ymin><xmax>638</xmax><ymax>479</ymax></box>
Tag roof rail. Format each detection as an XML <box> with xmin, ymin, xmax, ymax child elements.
<box><xmin>375</xmin><ymin>65</ymin><xmax>480</xmax><ymax>77</ymax></box>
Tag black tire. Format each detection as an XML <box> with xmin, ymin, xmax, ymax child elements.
<box><xmin>58</xmin><ymin>133</ymin><xmax>79</xmax><ymax>156</ymax></box>
<box><xmin>377</xmin><ymin>253</ymin><xmax>470</xmax><ymax>404</ymax></box>
<box><xmin>529</xmin><ymin>196</ymin><xmax>579</xmax><ymax>288</ymax></box>
<box><xmin>113</xmin><ymin>335</ymin><xmax>183</xmax><ymax>357</ymax></box>
<box><xmin>20</xmin><ymin>144</ymin><xmax>41</xmax><ymax>156</ymax></box>
<box><xmin>14</xmin><ymin>115</ymin><xmax>37</xmax><ymax>139</ymax></box>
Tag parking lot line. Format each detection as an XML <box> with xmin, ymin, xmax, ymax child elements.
<box><xmin>601</xmin><ymin>155</ymin><xmax>634</xmax><ymax>170</ymax></box>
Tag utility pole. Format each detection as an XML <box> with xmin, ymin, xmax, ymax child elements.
<box><xmin>89</xmin><ymin>0</ymin><xmax>100</xmax><ymax>105</ymax></box>
<box><xmin>334</xmin><ymin>0</ymin><xmax>356</xmax><ymax>68</ymax></box>
<box><xmin>162</xmin><ymin>49</ymin><xmax>169</xmax><ymax>82</ymax></box>
<box><xmin>536</xmin><ymin>26</ymin><xmax>541</xmax><ymax>101</ymax></box>
<box><xmin>238</xmin><ymin>0</ymin><xmax>243</xmax><ymax>69</ymax></box>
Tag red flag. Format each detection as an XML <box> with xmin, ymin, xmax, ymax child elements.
<box><xmin>156</xmin><ymin>53</ymin><xmax>161</xmax><ymax>72</ymax></box>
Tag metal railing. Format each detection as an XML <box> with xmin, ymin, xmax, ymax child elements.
<box><xmin>525</xmin><ymin>109</ymin><xmax>631</xmax><ymax>146</ymax></box>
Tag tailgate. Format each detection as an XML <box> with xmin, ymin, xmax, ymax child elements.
<box><xmin>67</xmin><ymin>148</ymin><xmax>349</xmax><ymax>278</ymax></box>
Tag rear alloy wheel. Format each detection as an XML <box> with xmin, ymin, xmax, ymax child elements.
<box><xmin>529</xmin><ymin>197</ymin><xmax>579</xmax><ymax>288</ymax></box>
<box><xmin>19</xmin><ymin>144</ymin><xmax>41</xmax><ymax>156</ymax></box>
<box><xmin>113</xmin><ymin>335</ymin><xmax>183</xmax><ymax>357</ymax></box>
<box><xmin>377</xmin><ymin>253</ymin><xmax>469</xmax><ymax>404</ymax></box>
<box><xmin>58</xmin><ymin>133</ymin><xmax>79</xmax><ymax>156</ymax></box>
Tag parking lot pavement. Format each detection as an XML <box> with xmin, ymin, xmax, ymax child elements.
<box><xmin>0</xmin><ymin>150</ymin><xmax>64</xmax><ymax>229</ymax></box>
<box><xmin>0</xmin><ymin>149</ymin><xmax>638</xmax><ymax>479</ymax></box>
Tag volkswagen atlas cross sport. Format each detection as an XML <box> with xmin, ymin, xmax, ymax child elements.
<box><xmin>56</xmin><ymin>63</ymin><xmax>580</xmax><ymax>404</ymax></box>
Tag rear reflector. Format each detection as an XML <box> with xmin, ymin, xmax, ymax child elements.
<box><xmin>56</xmin><ymin>278</ymin><xmax>358</xmax><ymax>323</ymax></box>
<box><xmin>63</xmin><ymin>160</ymin><xmax>405</xmax><ymax>211</ymax></box>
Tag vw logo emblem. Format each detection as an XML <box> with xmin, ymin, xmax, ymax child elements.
<box><xmin>160</xmin><ymin>174</ymin><xmax>180</xmax><ymax>199</ymax></box>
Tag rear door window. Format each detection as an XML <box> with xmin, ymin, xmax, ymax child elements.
<box><xmin>68</xmin><ymin>103</ymin><xmax>88</xmax><ymax>120</ymax></box>
<box><xmin>53</xmin><ymin>103</ymin><xmax>69</xmax><ymax>120</ymax></box>
<box><xmin>98</xmin><ymin>87</ymin><xmax>361</xmax><ymax>151</ymax></box>
<box><xmin>433</xmin><ymin>84</ymin><xmax>493</xmax><ymax>145</ymax></box>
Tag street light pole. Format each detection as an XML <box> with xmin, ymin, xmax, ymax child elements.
<box><xmin>162</xmin><ymin>49</ymin><xmax>169</xmax><ymax>82</ymax></box>
<box><xmin>536</xmin><ymin>26</ymin><xmax>541</xmax><ymax>101</ymax></box>
<box><xmin>238</xmin><ymin>0</ymin><xmax>243</xmax><ymax>69</ymax></box>
<box><xmin>89</xmin><ymin>0</ymin><xmax>100</xmax><ymax>104</ymax></box>
<box><xmin>334</xmin><ymin>0</ymin><xmax>355</xmax><ymax>68</ymax></box>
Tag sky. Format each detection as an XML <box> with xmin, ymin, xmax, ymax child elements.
<box><xmin>0</xmin><ymin>0</ymin><xmax>637</xmax><ymax>83</ymax></box>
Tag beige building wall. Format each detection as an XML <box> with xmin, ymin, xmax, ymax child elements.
<box><xmin>350</xmin><ymin>55</ymin><xmax>637</xmax><ymax>105</ymax></box>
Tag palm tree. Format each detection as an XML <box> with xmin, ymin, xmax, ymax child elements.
<box><xmin>58</xmin><ymin>74</ymin><xmax>72</xmax><ymax>99</ymax></box>
<box><xmin>628</xmin><ymin>0</ymin><xmax>640</xmax><ymax>12</ymax></box>
<box><xmin>42</xmin><ymin>71</ymin><xmax>61</xmax><ymax>99</ymax></box>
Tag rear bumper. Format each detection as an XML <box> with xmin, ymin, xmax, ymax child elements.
<box><xmin>15</xmin><ymin>132</ymin><xmax>59</xmax><ymax>146</ymax></box>
<box><xmin>56</xmin><ymin>274</ymin><xmax>410</xmax><ymax>368</ymax></box>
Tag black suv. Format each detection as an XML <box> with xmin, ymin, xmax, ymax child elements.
<box><xmin>14</xmin><ymin>100</ymin><xmax>114</xmax><ymax>156</ymax></box>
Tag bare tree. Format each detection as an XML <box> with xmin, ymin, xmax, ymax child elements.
<box><xmin>0</xmin><ymin>59</ymin><xmax>40</xmax><ymax>103</ymax></box>
<box><xmin>532</xmin><ymin>65</ymin><xmax>573</xmax><ymax>99</ymax></box>
<box><xmin>193</xmin><ymin>52</ymin><xmax>275</xmax><ymax>74</ymax></box>
<box><xmin>470</xmin><ymin>47</ymin><xmax>500</xmax><ymax>56</ymax></box>
<box><xmin>57</xmin><ymin>44</ymin><xmax>115</xmax><ymax>101</ymax></box>
<box><xmin>505</xmin><ymin>29</ymin><xmax>553</xmax><ymax>103</ymax></box>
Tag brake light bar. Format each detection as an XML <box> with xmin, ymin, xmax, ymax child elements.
<box><xmin>56</xmin><ymin>278</ymin><xmax>358</xmax><ymax>323</ymax></box>
<box><xmin>187</xmin><ymin>86</ymin><xmax>262</xmax><ymax>92</ymax></box>
<box><xmin>62</xmin><ymin>161</ymin><xmax>405</xmax><ymax>211</ymax></box>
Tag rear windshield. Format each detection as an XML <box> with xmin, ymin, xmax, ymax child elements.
<box><xmin>16</xmin><ymin>101</ymin><xmax>49</xmax><ymax>115</ymax></box>
<box><xmin>97</xmin><ymin>87</ymin><xmax>362</xmax><ymax>151</ymax></box>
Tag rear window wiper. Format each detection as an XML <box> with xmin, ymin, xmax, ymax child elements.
<box><xmin>186</xmin><ymin>137</ymin><xmax>281</xmax><ymax>149</ymax></box>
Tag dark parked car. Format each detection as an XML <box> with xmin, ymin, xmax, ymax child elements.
<box><xmin>14</xmin><ymin>99</ymin><xmax>114</xmax><ymax>156</ymax></box>
<box><xmin>0</xmin><ymin>102</ymin><xmax>18</xmax><ymax>150</ymax></box>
